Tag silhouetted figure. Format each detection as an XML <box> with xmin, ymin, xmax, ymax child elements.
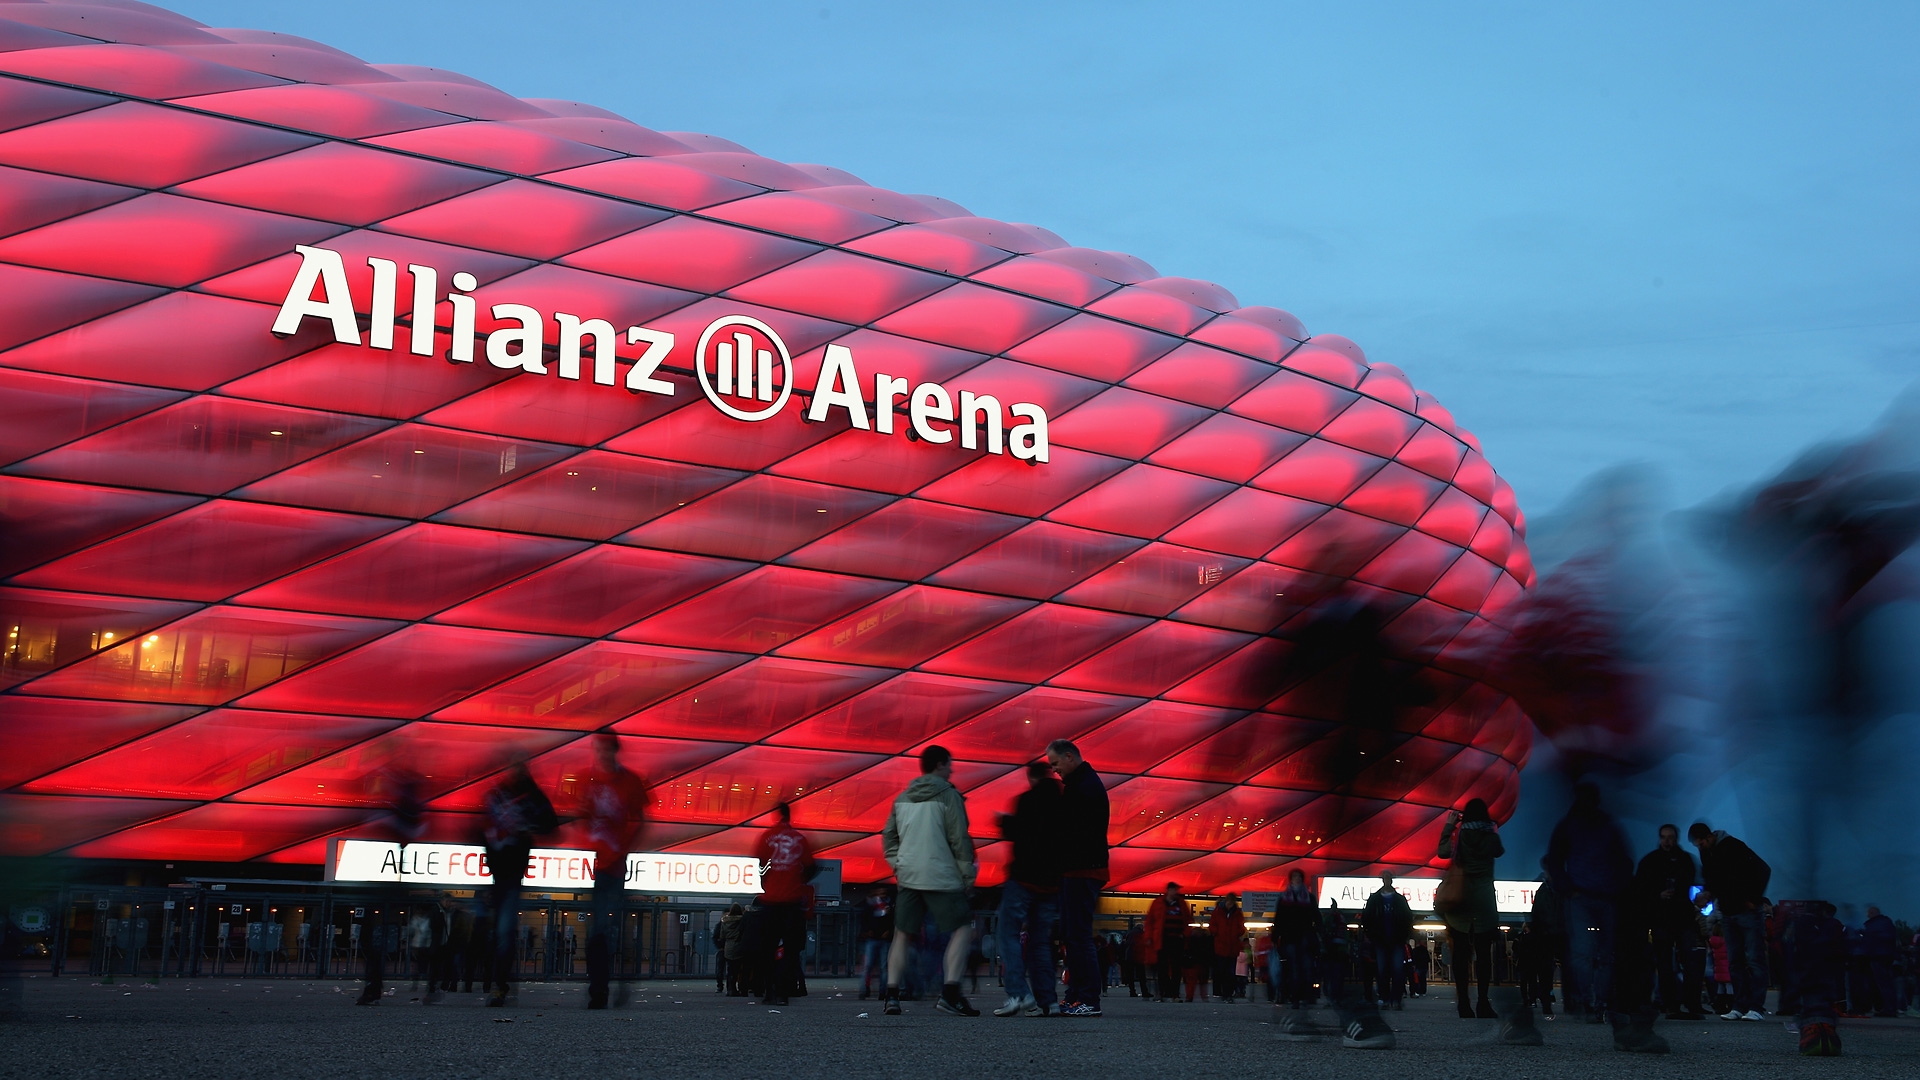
<box><xmin>1438</xmin><ymin>798</ymin><xmax>1503</xmax><ymax>1020</ymax></box>
<box><xmin>582</xmin><ymin>733</ymin><xmax>648</xmax><ymax>1010</ymax></box>
<box><xmin>481</xmin><ymin>762</ymin><xmax>556</xmax><ymax>1007</ymax></box>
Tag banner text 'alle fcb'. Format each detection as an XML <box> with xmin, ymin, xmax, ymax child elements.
<box><xmin>326</xmin><ymin>839</ymin><xmax>760</xmax><ymax>895</ymax></box>
<box><xmin>1317</xmin><ymin>876</ymin><xmax>1540</xmax><ymax>916</ymax></box>
<box><xmin>271</xmin><ymin>245</ymin><xmax>1053</xmax><ymax>462</ymax></box>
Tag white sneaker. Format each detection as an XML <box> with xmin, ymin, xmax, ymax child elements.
<box><xmin>1742</xmin><ymin>1009</ymin><xmax>1765</xmax><ymax>1021</ymax></box>
<box><xmin>1719</xmin><ymin>1009</ymin><xmax>1744</xmax><ymax>1020</ymax></box>
<box><xmin>993</xmin><ymin>995</ymin><xmax>1025</xmax><ymax>1017</ymax></box>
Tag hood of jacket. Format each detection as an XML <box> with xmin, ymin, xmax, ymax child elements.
<box><xmin>902</xmin><ymin>773</ymin><xmax>957</xmax><ymax>803</ymax></box>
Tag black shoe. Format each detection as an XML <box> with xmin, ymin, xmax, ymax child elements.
<box><xmin>938</xmin><ymin>986</ymin><xmax>980</xmax><ymax>1017</ymax></box>
<box><xmin>1613</xmin><ymin>1016</ymin><xmax>1671</xmax><ymax>1053</ymax></box>
<box><xmin>1477</xmin><ymin>1000</ymin><xmax>1498</xmax><ymax>1019</ymax></box>
<box><xmin>883</xmin><ymin>990</ymin><xmax>902</xmax><ymax>1016</ymax></box>
<box><xmin>587</xmin><ymin>996</ymin><xmax>607</xmax><ymax>1010</ymax></box>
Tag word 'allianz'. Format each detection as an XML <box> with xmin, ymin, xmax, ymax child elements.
<box><xmin>269</xmin><ymin>245</ymin><xmax>1050</xmax><ymax>462</ymax></box>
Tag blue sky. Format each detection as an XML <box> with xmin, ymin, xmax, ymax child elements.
<box><xmin>178</xmin><ymin>1</ymin><xmax>1920</xmax><ymax>513</ymax></box>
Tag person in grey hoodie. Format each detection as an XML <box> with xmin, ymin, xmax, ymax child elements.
<box><xmin>880</xmin><ymin>744</ymin><xmax>979</xmax><ymax>1016</ymax></box>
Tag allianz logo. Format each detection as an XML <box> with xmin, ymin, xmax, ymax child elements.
<box><xmin>271</xmin><ymin>245</ymin><xmax>1050</xmax><ymax>463</ymax></box>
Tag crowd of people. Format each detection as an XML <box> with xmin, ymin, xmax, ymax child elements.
<box><xmin>350</xmin><ymin>730</ymin><xmax>1913</xmax><ymax>1061</ymax></box>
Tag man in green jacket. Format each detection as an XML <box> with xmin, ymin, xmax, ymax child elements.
<box><xmin>881</xmin><ymin>744</ymin><xmax>978</xmax><ymax>1017</ymax></box>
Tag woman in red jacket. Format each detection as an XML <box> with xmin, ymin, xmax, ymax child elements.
<box><xmin>1142</xmin><ymin>882</ymin><xmax>1191</xmax><ymax>1001</ymax></box>
<box><xmin>1212</xmin><ymin>893</ymin><xmax>1248</xmax><ymax>1001</ymax></box>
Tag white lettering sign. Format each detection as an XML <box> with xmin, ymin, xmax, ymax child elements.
<box><xmin>1317</xmin><ymin>876</ymin><xmax>1539</xmax><ymax>916</ymax></box>
<box><xmin>270</xmin><ymin>245</ymin><xmax>1048</xmax><ymax>462</ymax></box>
<box><xmin>326</xmin><ymin>839</ymin><xmax>760</xmax><ymax>896</ymax></box>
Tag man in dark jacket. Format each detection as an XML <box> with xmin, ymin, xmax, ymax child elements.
<box><xmin>993</xmin><ymin>761</ymin><xmax>1063</xmax><ymax>1016</ymax></box>
<box><xmin>1860</xmin><ymin>906</ymin><xmax>1898</xmax><ymax>1017</ymax></box>
<box><xmin>1361</xmin><ymin>875</ymin><xmax>1415</xmax><ymax>1009</ymax></box>
<box><xmin>1636</xmin><ymin>824</ymin><xmax>1704</xmax><ymax>1018</ymax></box>
<box><xmin>1689</xmin><ymin>822</ymin><xmax>1772</xmax><ymax>1019</ymax></box>
<box><xmin>1045</xmin><ymin>738</ymin><xmax>1108</xmax><ymax>1018</ymax></box>
<box><xmin>481</xmin><ymin>762</ymin><xmax>557</xmax><ymax>1008</ymax></box>
<box><xmin>1543</xmin><ymin>783</ymin><xmax>1633</xmax><ymax>1018</ymax></box>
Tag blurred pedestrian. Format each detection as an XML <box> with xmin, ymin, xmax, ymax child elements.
<box><xmin>1361</xmin><ymin>875</ymin><xmax>1413</xmax><ymax>1009</ymax></box>
<box><xmin>1437</xmin><ymin>797</ymin><xmax>1504</xmax><ymax>1020</ymax></box>
<box><xmin>856</xmin><ymin>888</ymin><xmax>893</xmax><ymax>1000</ymax></box>
<box><xmin>1859</xmin><ymin>906</ymin><xmax>1898</xmax><ymax>1016</ymax></box>
<box><xmin>1045</xmin><ymin>738</ymin><xmax>1109</xmax><ymax>1018</ymax></box>
<box><xmin>714</xmin><ymin>903</ymin><xmax>742</xmax><ymax>994</ymax></box>
<box><xmin>1272</xmin><ymin>869</ymin><xmax>1318</xmax><ymax>1010</ymax></box>
<box><xmin>357</xmin><ymin>766</ymin><xmax>425</xmax><ymax>1006</ymax></box>
<box><xmin>1527</xmin><ymin>874</ymin><xmax>1565</xmax><ymax>1018</ymax></box>
<box><xmin>993</xmin><ymin>760</ymin><xmax>1063</xmax><ymax>1017</ymax></box>
<box><xmin>1784</xmin><ymin>901</ymin><xmax>1846</xmax><ymax>1055</ymax></box>
<box><xmin>1636</xmin><ymin>824</ymin><xmax>1704</xmax><ymax>1019</ymax></box>
<box><xmin>481</xmin><ymin>762</ymin><xmax>557</xmax><ymax>1007</ymax></box>
<box><xmin>880</xmin><ymin>745</ymin><xmax>978</xmax><ymax>1017</ymax></box>
<box><xmin>582</xmin><ymin>733</ymin><xmax>647</xmax><ymax>1010</ymax></box>
<box><xmin>755</xmin><ymin>801</ymin><xmax>814</xmax><ymax>1007</ymax></box>
<box><xmin>1689</xmin><ymin>821</ymin><xmax>1772</xmax><ymax>1020</ymax></box>
<box><xmin>1542</xmin><ymin>782</ymin><xmax>1633</xmax><ymax>1021</ymax></box>
<box><xmin>1211</xmin><ymin>893</ymin><xmax>1247</xmax><ymax>1002</ymax></box>
<box><xmin>1143</xmin><ymin>882</ymin><xmax>1190</xmax><ymax>1001</ymax></box>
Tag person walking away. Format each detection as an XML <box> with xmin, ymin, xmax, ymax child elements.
<box><xmin>481</xmin><ymin>762</ymin><xmax>557</xmax><ymax>1007</ymax></box>
<box><xmin>993</xmin><ymin>761</ymin><xmax>1064</xmax><ymax>1017</ymax></box>
<box><xmin>1437</xmin><ymin>797</ymin><xmax>1504</xmax><ymax>1020</ymax></box>
<box><xmin>856</xmin><ymin>888</ymin><xmax>893</xmax><ymax>1000</ymax></box>
<box><xmin>1528</xmin><ymin>873</ymin><xmax>1566</xmax><ymax>1018</ymax></box>
<box><xmin>1409</xmin><ymin>937</ymin><xmax>1430</xmax><ymax>998</ymax></box>
<box><xmin>582</xmin><ymin>733</ymin><xmax>647</xmax><ymax>1010</ymax></box>
<box><xmin>1212</xmin><ymin>893</ymin><xmax>1247</xmax><ymax>1002</ymax></box>
<box><xmin>357</xmin><ymin>767</ymin><xmax>426</xmax><ymax>1006</ymax></box>
<box><xmin>881</xmin><ymin>745</ymin><xmax>979</xmax><ymax>1017</ymax></box>
<box><xmin>1272</xmin><ymin>869</ymin><xmax>1319</xmax><ymax>1011</ymax></box>
<box><xmin>1784</xmin><ymin>901</ymin><xmax>1846</xmax><ymax>1055</ymax></box>
<box><xmin>1689</xmin><ymin>821</ymin><xmax>1772</xmax><ymax>1020</ymax></box>
<box><xmin>714</xmin><ymin>903</ymin><xmax>742</xmax><ymax>994</ymax></box>
<box><xmin>1860</xmin><ymin>906</ymin><xmax>1898</xmax><ymax>1016</ymax></box>
<box><xmin>1361</xmin><ymin>875</ymin><xmax>1414</xmax><ymax>1009</ymax></box>
<box><xmin>1045</xmin><ymin>739</ymin><xmax>1109</xmax><ymax>1018</ymax></box>
<box><xmin>1123</xmin><ymin>924</ymin><xmax>1146</xmax><ymax>997</ymax></box>
<box><xmin>1542</xmin><ymin>783</ymin><xmax>1633</xmax><ymax>1022</ymax></box>
<box><xmin>1142</xmin><ymin>882</ymin><xmax>1190</xmax><ymax>1001</ymax></box>
<box><xmin>755</xmin><ymin>802</ymin><xmax>814</xmax><ymax>1007</ymax></box>
<box><xmin>1635</xmin><ymin>824</ymin><xmax>1704</xmax><ymax>1018</ymax></box>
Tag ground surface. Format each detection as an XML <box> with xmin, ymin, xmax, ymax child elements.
<box><xmin>1</xmin><ymin>976</ymin><xmax>1914</xmax><ymax>1079</ymax></box>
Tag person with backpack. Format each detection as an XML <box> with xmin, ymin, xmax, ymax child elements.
<box><xmin>481</xmin><ymin>761</ymin><xmax>557</xmax><ymax>1007</ymax></box>
<box><xmin>1361</xmin><ymin>875</ymin><xmax>1415</xmax><ymax>1010</ymax></box>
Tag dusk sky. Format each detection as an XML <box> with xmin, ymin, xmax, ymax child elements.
<box><xmin>180</xmin><ymin>1</ymin><xmax>1920</xmax><ymax>514</ymax></box>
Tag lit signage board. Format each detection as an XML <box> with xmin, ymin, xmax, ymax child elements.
<box><xmin>326</xmin><ymin>840</ymin><xmax>760</xmax><ymax>895</ymax></box>
<box><xmin>1317</xmin><ymin>876</ymin><xmax>1539</xmax><ymax>916</ymax></box>
<box><xmin>271</xmin><ymin>245</ymin><xmax>1052</xmax><ymax>462</ymax></box>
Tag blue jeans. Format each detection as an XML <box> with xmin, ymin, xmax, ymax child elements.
<box><xmin>995</xmin><ymin>879</ymin><xmax>1059</xmax><ymax>1006</ymax></box>
<box><xmin>1373</xmin><ymin>941</ymin><xmax>1404</xmax><ymax>1003</ymax></box>
<box><xmin>1724</xmin><ymin>909</ymin><xmax>1770</xmax><ymax>1013</ymax></box>
<box><xmin>859</xmin><ymin>939</ymin><xmax>888</xmax><ymax>994</ymax></box>
<box><xmin>1059</xmin><ymin>876</ymin><xmax>1102</xmax><ymax>1007</ymax></box>
<box><xmin>1565</xmin><ymin>893</ymin><xmax>1617</xmax><ymax>1014</ymax></box>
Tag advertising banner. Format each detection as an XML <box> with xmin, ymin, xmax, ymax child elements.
<box><xmin>326</xmin><ymin>839</ymin><xmax>761</xmax><ymax>895</ymax></box>
<box><xmin>1317</xmin><ymin>876</ymin><xmax>1539</xmax><ymax>916</ymax></box>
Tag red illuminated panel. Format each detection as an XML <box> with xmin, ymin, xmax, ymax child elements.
<box><xmin>238</xmin><ymin>624</ymin><xmax>580</xmax><ymax>718</ymax></box>
<box><xmin>16</xmin><ymin>501</ymin><xmax>399</xmax><ymax>602</ymax></box>
<box><xmin>430</xmin><ymin>641</ymin><xmax>745</xmax><ymax>730</ymax></box>
<box><xmin>617</xmin><ymin>657</ymin><xmax>893</xmax><ymax>743</ymax></box>
<box><xmin>650</xmin><ymin>746</ymin><xmax>883</xmax><ymax>825</ymax></box>
<box><xmin>0</xmin><ymin>11</ymin><xmax>1536</xmax><ymax>880</ymax></box>
<box><xmin>437</xmin><ymin>545</ymin><xmax>752</xmax><ymax>637</ymax></box>
<box><xmin>234</xmin><ymin>523</ymin><xmax>585</xmax><ymax>619</ymax></box>
<box><xmin>229</xmin><ymin>721</ymin><xmax>571</xmax><ymax>807</ymax></box>
<box><xmin>24</xmin><ymin>709</ymin><xmax>397</xmax><ymax>799</ymax></box>
<box><xmin>766</xmin><ymin>672</ymin><xmax>1023</xmax><ymax>753</ymax></box>
<box><xmin>0</xmin><ymin>586</ymin><xmax>200</xmax><ymax>690</ymax></box>
<box><xmin>0</xmin><ymin>696</ymin><xmax>199</xmax><ymax>788</ymax></box>
<box><xmin>22</xmin><ymin>606</ymin><xmax>397</xmax><ymax>705</ymax></box>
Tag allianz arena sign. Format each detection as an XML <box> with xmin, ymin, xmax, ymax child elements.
<box><xmin>0</xmin><ymin>0</ymin><xmax>1536</xmax><ymax>891</ymax></box>
<box><xmin>273</xmin><ymin>244</ymin><xmax>1053</xmax><ymax>460</ymax></box>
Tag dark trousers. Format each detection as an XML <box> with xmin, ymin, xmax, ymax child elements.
<box><xmin>1724</xmin><ymin>909</ymin><xmax>1769</xmax><ymax>1014</ymax></box>
<box><xmin>1610</xmin><ymin>903</ymin><xmax>1653</xmax><ymax>1021</ymax></box>
<box><xmin>487</xmin><ymin>853</ymin><xmax>526</xmax><ymax>991</ymax></box>
<box><xmin>1154</xmin><ymin>938</ymin><xmax>1185</xmax><ymax>998</ymax></box>
<box><xmin>1213</xmin><ymin>953</ymin><xmax>1238</xmax><ymax>1000</ymax></box>
<box><xmin>584</xmin><ymin>869</ymin><xmax>624</xmax><ymax>1005</ymax></box>
<box><xmin>761</xmin><ymin>902</ymin><xmax>805</xmax><ymax>1001</ymax></box>
<box><xmin>1650</xmin><ymin>915</ymin><xmax>1700</xmax><ymax>1013</ymax></box>
<box><xmin>1059</xmin><ymin>877</ymin><xmax>1102</xmax><ymax>1007</ymax></box>
<box><xmin>1450</xmin><ymin>930</ymin><xmax>1494</xmax><ymax>1005</ymax></box>
<box><xmin>1278</xmin><ymin>940</ymin><xmax>1314</xmax><ymax>1005</ymax></box>
<box><xmin>1525</xmin><ymin>936</ymin><xmax>1562</xmax><ymax>1007</ymax></box>
<box><xmin>1372</xmin><ymin>942</ymin><xmax>1404</xmax><ymax>1003</ymax></box>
